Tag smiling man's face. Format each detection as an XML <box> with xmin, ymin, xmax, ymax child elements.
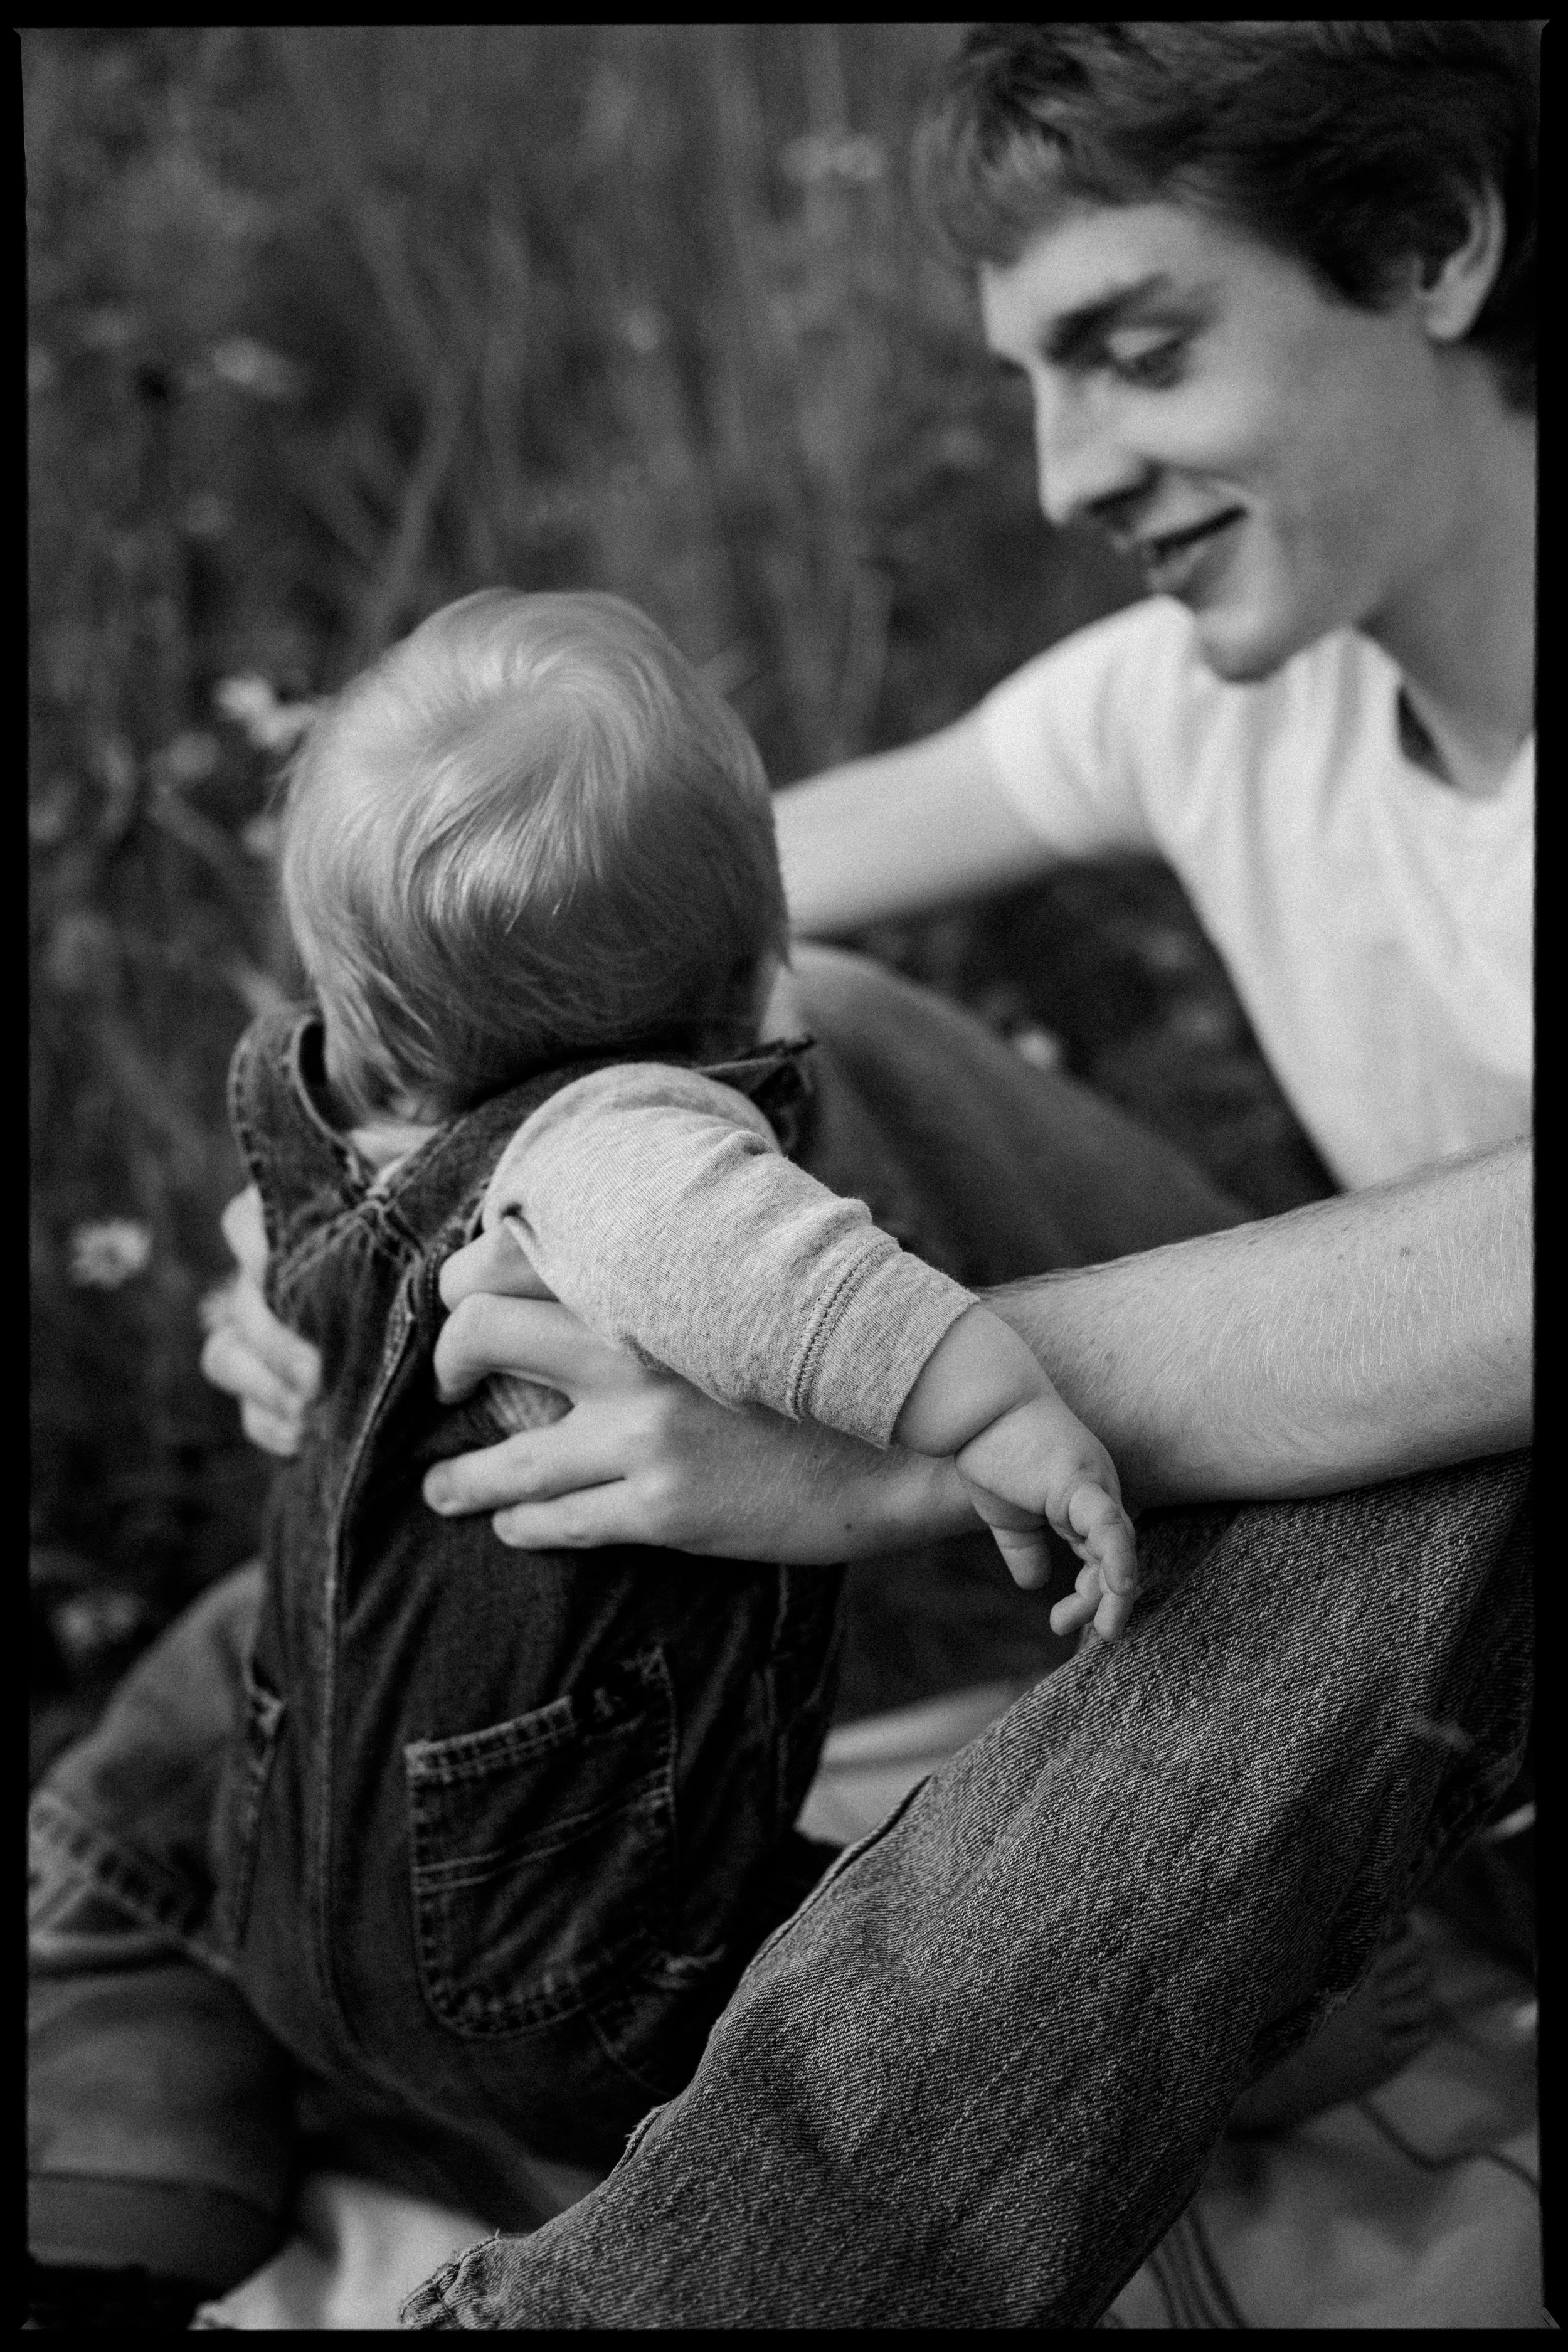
<box><xmin>980</xmin><ymin>199</ymin><xmax>1458</xmax><ymax>683</ymax></box>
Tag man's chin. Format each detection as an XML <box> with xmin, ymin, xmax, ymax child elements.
<box><xmin>1186</xmin><ymin>602</ymin><xmax>1308</xmax><ymax>686</ymax></box>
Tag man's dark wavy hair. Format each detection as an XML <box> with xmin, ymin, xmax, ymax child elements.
<box><xmin>916</xmin><ymin>21</ymin><xmax>1538</xmax><ymax>411</ymax></box>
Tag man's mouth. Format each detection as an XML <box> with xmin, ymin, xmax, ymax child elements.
<box><xmin>1130</xmin><ymin>511</ymin><xmax>1246</xmax><ymax>591</ymax></box>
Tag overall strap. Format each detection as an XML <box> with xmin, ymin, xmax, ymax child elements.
<box><xmin>694</xmin><ymin>1036</ymin><xmax>814</xmax><ymax>1158</ymax></box>
<box><xmin>228</xmin><ymin>1009</ymin><xmax>374</xmax><ymax>1269</ymax></box>
<box><xmin>382</xmin><ymin>1034</ymin><xmax>818</xmax><ymax>1259</ymax></box>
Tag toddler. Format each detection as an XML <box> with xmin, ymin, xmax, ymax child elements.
<box><xmin>218</xmin><ymin>589</ymin><xmax>1135</xmax><ymax>2208</ymax></box>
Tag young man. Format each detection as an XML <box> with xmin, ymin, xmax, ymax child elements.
<box><xmin>410</xmin><ymin>18</ymin><xmax>1533</xmax><ymax>1555</ymax></box>
<box><xmin>390</xmin><ymin>23</ymin><xmax>1535</xmax><ymax>2326</ymax></box>
<box><xmin>43</xmin><ymin>19</ymin><xmax>1533</xmax><ymax>2330</ymax></box>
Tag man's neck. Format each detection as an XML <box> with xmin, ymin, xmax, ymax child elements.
<box><xmin>1365</xmin><ymin>370</ymin><xmax>1535</xmax><ymax>800</ymax></box>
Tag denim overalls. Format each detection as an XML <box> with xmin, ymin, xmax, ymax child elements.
<box><xmin>216</xmin><ymin>1009</ymin><xmax>842</xmax><ymax>2195</ymax></box>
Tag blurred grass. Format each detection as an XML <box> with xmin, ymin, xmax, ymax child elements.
<box><xmin>27</xmin><ymin>26</ymin><xmax>1333</xmax><ymax>1760</ymax></box>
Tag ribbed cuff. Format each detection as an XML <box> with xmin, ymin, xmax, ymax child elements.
<box><xmin>789</xmin><ymin>1248</ymin><xmax>975</xmax><ymax>1448</ymax></box>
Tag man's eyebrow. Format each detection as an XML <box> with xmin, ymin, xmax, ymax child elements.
<box><xmin>1039</xmin><ymin>273</ymin><xmax>1189</xmax><ymax>366</ymax></box>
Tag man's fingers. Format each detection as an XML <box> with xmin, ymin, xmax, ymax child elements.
<box><xmin>201</xmin><ymin>1268</ymin><xmax>321</xmax><ymax>1401</ymax></box>
<box><xmin>219</xmin><ymin>1186</ymin><xmax>270</xmax><ymax>1285</ymax></box>
<box><xmin>200</xmin><ymin>1320</ymin><xmax>307</xmax><ymax>1422</ymax></box>
<box><xmin>230</xmin><ymin>1278</ymin><xmax>320</xmax><ymax>1398</ymax></box>
<box><xmin>439</xmin><ymin>1224</ymin><xmax>555</xmax><ymax>1311</ymax></box>
<box><xmin>424</xmin><ymin>1411</ymin><xmax>637</xmax><ymax>1518</ymax></box>
<box><xmin>490</xmin><ymin>1486</ymin><xmax>644</xmax><ymax>1552</ymax></box>
<box><xmin>432</xmin><ymin>1294</ymin><xmax>637</xmax><ymax>1405</ymax></box>
<box><xmin>238</xmin><ymin>1397</ymin><xmax>305</xmax><ymax>1460</ymax></box>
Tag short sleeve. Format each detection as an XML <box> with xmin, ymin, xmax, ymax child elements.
<box><xmin>976</xmin><ymin>598</ymin><xmax>1199</xmax><ymax>858</ymax></box>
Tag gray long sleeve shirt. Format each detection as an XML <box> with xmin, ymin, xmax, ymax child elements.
<box><xmin>476</xmin><ymin>1062</ymin><xmax>975</xmax><ymax>1448</ymax></box>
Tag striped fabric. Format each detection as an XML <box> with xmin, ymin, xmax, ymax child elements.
<box><xmin>1104</xmin><ymin>1901</ymin><xmax>1541</xmax><ymax>2329</ymax></box>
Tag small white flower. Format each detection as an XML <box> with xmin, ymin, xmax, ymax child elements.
<box><xmin>213</xmin><ymin>674</ymin><xmax>272</xmax><ymax>728</ymax></box>
<box><xmin>214</xmin><ymin>674</ymin><xmax>317</xmax><ymax>753</ymax></box>
<box><xmin>68</xmin><ymin>1219</ymin><xmax>153</xmax><ymax>1290</ymax></box>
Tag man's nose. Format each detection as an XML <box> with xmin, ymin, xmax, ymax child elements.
<box><xmin>1032</xmin><ymin>376</ymin><xmax>1146</xmax><ymax>531</ymax></box>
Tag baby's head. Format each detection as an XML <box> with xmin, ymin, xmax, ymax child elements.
<box><xmin>279</xmin><ymin>590</ymin><xmax>787</xmax><ymax>1123</ymax></box>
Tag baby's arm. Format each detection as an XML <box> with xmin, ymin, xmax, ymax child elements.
<box><xmin>893</xmin><ymin>1305</ymin><xmax>1138</xmax><ymax>1641</ymax></box>
<box><xmin>480</xmin><ymin>1062</ymin><xmax>974</xmax><ymax>1439</ymax></box>
<box><xmin>482</xmin><ymin>1065</ymin><xmax>1136</xmax><ymax>1634</ymax></box>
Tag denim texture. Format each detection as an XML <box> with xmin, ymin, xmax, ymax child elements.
<box><xmin>212</xmin><ymin>1007</ymin><xmax>844</xmax><ymax>2200</ymax></box>
<box><xmin>31</xmin><ymin>1565</ymin><xmax>268</xmax><ymax>1976</ymax></box>
<box><xmin>28</xmin><ymin>1565</ymin><xmax>301</xmax><ymax>2285</ymax></box>
<box><xmin>30</xmin><ymin>943</ymin><xmax>1291</xmax><ymax>2290</ymax></box>
<box><xmin>404</xmin><ymin>1452</ymin><xmax>1532</xmax><ymax>2329</ymax></box>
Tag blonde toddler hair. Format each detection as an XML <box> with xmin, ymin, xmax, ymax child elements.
<box><xmin>279</xmin><ymin>590</ymin><xmax>788</xmax><ymax>1122</ymax></box>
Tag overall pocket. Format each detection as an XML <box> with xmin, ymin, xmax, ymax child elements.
<box><xmin>406</xmin><ymin>1646</ymin><xmax>677</xmax><ymax>2038</ymax></box>
<box><xmin>213</xmin><ymin>1652</ymin><xmax>287</xmax><ymax>1954</ymax></box>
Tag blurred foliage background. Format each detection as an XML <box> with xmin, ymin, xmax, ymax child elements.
<box><xmin>28</xmin><ymin>24</ymin><xmax>1333</xmax><ymax>1767</ymax></box>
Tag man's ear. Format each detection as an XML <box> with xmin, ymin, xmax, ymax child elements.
<box><xmin>1416</xmin><ymin>183</ymin><xmax>1507</xmax><ymax>346</ymax></box>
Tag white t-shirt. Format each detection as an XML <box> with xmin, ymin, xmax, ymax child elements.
<box><xmin>978</xmin><ymin>598</ymin><xmax>1533</xmax><ymax>1192</ymax></box>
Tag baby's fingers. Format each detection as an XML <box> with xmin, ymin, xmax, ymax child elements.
<box><xmin>989</xmin><ymin>1525</ymin><xmax>1053</xmax><ymax>1593</ymax></box>
<box><xmin>1049</xmin><ymin>1560</ymin><xmax>1101</xmax><ymax>1638</ymax></box>
<box><xmin>1092</xmin><ymin>1584</ymin><xmax>1137</xmax><ymax>1643</ymax></box>
<box><xmin>1066</xmin><ymin>1482</ymin><xmax>1139</xmax><ymax>1595</ymax></box>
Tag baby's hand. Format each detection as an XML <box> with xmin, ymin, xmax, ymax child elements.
<box><xmin>892</xmin><ymin>1305</ymin><xmax>1138</xmax><ymax>1641</ymax></box>
<box><xmin>955</xmin><ymin>1396</ymin><xmax>1138</xmax><ymax>1643</ymax></box>
<box><xmin>1046</xmin><ymin>1549</ymin><xmax>1134</xmax><ymax>1645</ymax></box>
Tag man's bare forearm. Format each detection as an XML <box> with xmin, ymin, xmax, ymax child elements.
<box><xmin>983</xmin><ymin>1138</ymin><xmax>1531</xmax><ymax>1510</ymax></box>
<box><xmin>411</xmin><ymin>1140</ymin><xmax>1529</xmax><ymax>1564</ymax></box>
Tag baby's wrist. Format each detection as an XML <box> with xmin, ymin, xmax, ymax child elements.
<box><xmin>894</xmin><ymin>1305</ymin><xmax>1049</xmax><ymax>1456</ymax></box>
<box><xmin>959</xmin><ymin>1384</ymin><xmax>1058</xmax><ymax>1454</ymax></box>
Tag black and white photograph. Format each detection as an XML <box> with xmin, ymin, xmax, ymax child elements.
<box><xmin>28</xmin><ymin>22</ymin><xmax>1537</xmax><ymax>2329</ymax></box>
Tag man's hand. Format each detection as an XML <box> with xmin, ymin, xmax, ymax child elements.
<box><xmin>421</xmin><ymin>1137</ymin><xmax>1531</xmax><ymax>1559</ymax></box>
<box><xmin>426</xmin><ymin>1227</ymin><xmax>968</xmax><ymax>1561</ymax></box>
<box><xmin>199</xmin><ymin>1188</ymin><xmax>321</xmax><ymax>1457</ymax></box>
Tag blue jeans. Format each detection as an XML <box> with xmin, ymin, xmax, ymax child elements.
<box><xmin>33</xmin><ymin>946</ymin><xmax>1528</xmax><ymax>2314</ymax></box>
<box><xmin>403</xmin><ymin>1453</ymin><xmax>1532</xmax><ymax>2328</ymax></box>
